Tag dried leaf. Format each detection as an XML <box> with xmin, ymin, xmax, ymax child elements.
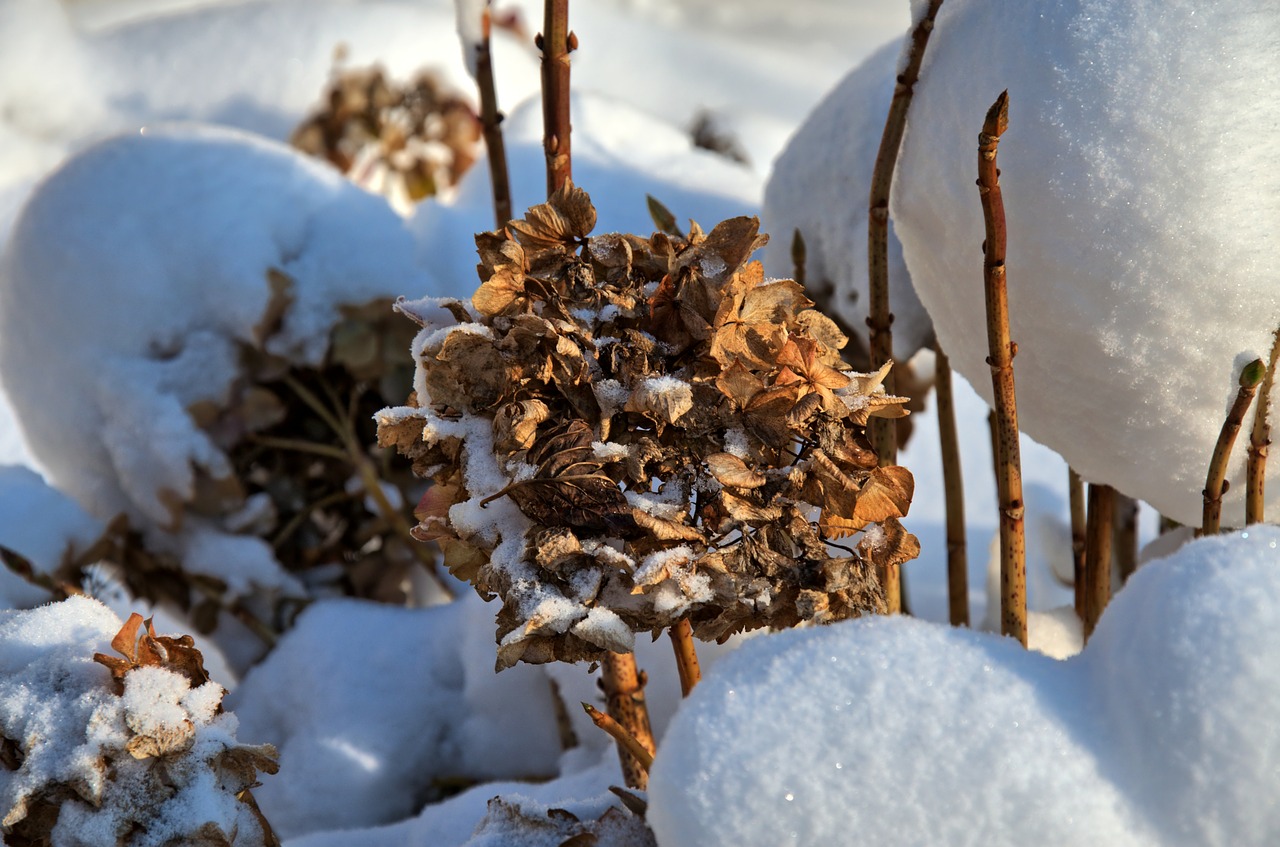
<box><xmin>853</xmin><ymin>465</ymin><xmax>915</xmax><ymax>523</ymax></box>
<box><xmin>509</xmin><ymin>180</ymin><xmax>597</xmax><ymax>251</ymax></box>
<box><xmin>705</xmin><ymin>453</ymin><xmax>766</xmax><ymax>489</ymax></box>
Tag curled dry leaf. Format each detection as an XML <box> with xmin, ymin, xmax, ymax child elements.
<box><xmin>377</xmin><ymin>185</ymin><xmax>918</xmax><ymax>667</ymax></box>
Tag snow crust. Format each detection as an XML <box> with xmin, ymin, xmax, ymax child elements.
<box><xmin>763</xmin><ymin>37</ymin><xmax>932</xmax><ymax>361</ymax></box>
<box><xmin>649</xmin><ymin>526</ymin><xmax>1280</xmax><ymax>846</ymax></box>
<box><xmin>0</xmin><ymin>465</ymin><xmax>105</xmax><ymax>607</ymax></box>
<box><xmin>891</xmin><ymin>0</ymin><xmax>1280</xmax><ymax>525</ymax></box>
<box><xmin>0</xmin><ymin>124</ymin><xmax>430</xmax><ymax>529</ymax></box>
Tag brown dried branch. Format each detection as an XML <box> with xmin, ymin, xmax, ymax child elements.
<box><xmin>669</xmin><ymin>618</ymin><xmax>702</xmax><ymax>697</ymax></box>
<box><xmin>866</xmin><ymin>0</ymin><xmax>946</xmax><ymax>472</ymax></box>
<box><xmin>934</xmin><ymin>343</ymin><xmax>969</xmax><ymax>627</ymax></box>
<box><xmin>1068</xmin><ymin>468</ymin><xmax>1086</xmax><ymax>619</ymax></box>
<box><xmin>977</xmin><ymin>91</ymin><xmax>1026</xmax><ymax>646</ymax></box>
<box><xmin>598</xmin><ymin>654</ymin><xmax>655</xmax><ymax>790</ymax></box>
<box><xmin>1202</xmin><ymin>358</ymin><xmax>1266</xmax><ymax>535</ymax></box>
<box><xmin>1246</xmin><ymin>329</ymin><xmax>1280</xmax><ymax>524</ymax></box>
<box><xmin>1113</xmin><ymin>492</ymin><xmax>1138</xmax><ymax>584</ymax></box>
<box><xmin>538</xmin><ymin>0</ymin><xmax>574</xmax><ymax>195</ymax></box>
<box><xmin>1082</xmin><ymin>482</ymin><xmax>1114</xmax><ymax>642</ymax></box>
<box><xmin>475</xmin><ymin>4</ymin><xmax>513</xmax><ymax>228</ymax></box>
<box><xmin>582</xmin><ymin>702</ymin><xmax>654</xmax><ymax>774</ymax></box>
<box><xmin>791</xmin><ymin>228</ymin><xmax>807</xmax><ymax>288</ymax></box>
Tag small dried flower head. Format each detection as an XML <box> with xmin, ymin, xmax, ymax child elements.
<box><xmin>378</xmin><ymin>183</ymin><xmax>919</xmax><ymax>668</ymax></box>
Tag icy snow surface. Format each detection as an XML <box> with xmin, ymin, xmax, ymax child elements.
<box><xmin>892</xmin><ymin>0</ymin><xmax>1280</xmax><ymax>525</ymax></box>
<box><xmin>649</xmin><ymin>526</ymin><xmax>1280</xmax><ymax>846</ymax></box>
<box><xmin>0</xmin><ymin>465</ymin><xmax>105</xmax><ymax>608</ymax></box>
<box><xmin>0</xmin><ymin>124</ymin><xmax>430</xmax><ymax>528</ymax></box>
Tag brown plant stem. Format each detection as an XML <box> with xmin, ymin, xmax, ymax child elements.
<box><xmin>977</xmin><ymin>91</ymin><xmax>1026</xmax><ymax>647</ymax></box>
<box><xmin>1246</xmin><ymin>329</ymin><xmax>1280</xmax><ymax>524</ymax></box>
<box><xmin>1202</xmin><ymin>358</ymin><xmax>1266</xmax><ymax>535</ymax></box>
<box><xmin>934</xmin><ymin>343</ymin><xmax>969</xmax><ymax>627</ymax></box>
<box><xmin>867</xmin><ymin>0</ymin><xmax>946</xmax><ymax>472</ymax></box>
<box><xmin>669</xmin><ymin>617</ymin><xmax>702</xmax><ymax>697</ymax></box>
<box><xmin>582</xmin><ymin>702</ymin><xmax>654</xmax><ymax>773</ymax></box>
<box><xmin>538</xmin><ymin>0</ymin><xmax>574</xmax><ymax>195</ymax></box>
<box><xmin>598</xmin><ymin>653</ymin><xmax>656</xmax><ymax>790</ymax></box>
<box><xmin>475</xmin><ymin>4</ymin><xmax>513</xmax><ymax>229</ymax></box>
<box><xmin>1114</xmin><ymin>493</ymin><xmax>1138</xmax><ymax>584</ymax></box>
<box><xmin>1068</xmin><ymin>468</ymin><xmax>1086</xmax><ymax>618</ymax></box>
<box><xmin>791</xmin><ymin>228</ymin><xmax>807</xmax><ymax>287</ymax></box>
<box><xmin>1082</xmin><ymin>483</ymin><xmax>1114</xmax><ymax>642</ymax></box>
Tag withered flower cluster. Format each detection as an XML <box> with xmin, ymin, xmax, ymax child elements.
<box><xmin>291</xmin><ymin>64</ymin><xmax>480</xmax><ymax>205</ymax></box>
<box><xmin>378</xmin><ymin>184</ymin><xmax>918</xmax><ymax>668</ymax></box>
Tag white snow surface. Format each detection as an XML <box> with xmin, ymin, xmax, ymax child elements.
<box><xmin>891</xmin><ymin>0</ymin><xmax>1280</xmax><ymax>525</ymax></box>
<box><xmin>763</xmin><ymin>37</ymin><xmax>932</xmax><ymax>362</ymax></box>
<box><xmin>0</xmin><ymin>124</ymin><xmax>431</xmax><ymax>528</ymax></box>
<box><xmin>649</xmin><ymin>525</ymin><xmax>1280</xmax><ymax>846</ymax></box>
<box><xmin>226</xmin><ymin>596</ymin><xmax>564</xmax><ymax>839</ymax></box>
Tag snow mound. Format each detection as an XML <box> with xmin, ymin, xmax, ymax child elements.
<box><xmin>762</xmin><ymin>37</ymin><xmax>931</xmax><ymax>363</ymax></box>
<box><xmin>226</xmin><ymin>597</ymin><xmax>563</xmax><ymax>839</ymax></box>
<box><xmin>0</xmin><ymin>124</ymin><xmax>431</xmax><ymax>530</ymax></box>
<box><xmin>891</xmin><ymin>0</ymin><xmax>1280</xmax><ymax>525</ymax></box>
<box><xmin>649</xmin><ymin>525</ymin><xmax>1280</xmax><ymax>846</ymax></box>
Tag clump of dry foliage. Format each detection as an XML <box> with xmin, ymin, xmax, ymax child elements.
<box><xmin>378</xmin><ymin>183</ymin><xmax>918</xmax><ymax>669</ymax></box>
<box><xmin>291</xmin><ymin>62</ymin><xmax>481</xmax><ymax>206</ymax></box>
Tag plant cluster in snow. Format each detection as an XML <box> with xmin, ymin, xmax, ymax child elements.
<box><xmin>0</xmin><ymin>598</ymin><xmax>276</xmax><ymax>846</ymax></box>
<box><xmin>291</xmin><ymin>62</ymin><xmax>482</xmax><ymax>212</ymax></box>
<box><xmin>379</xmin><ymin>182</ymin><xmax>918</xmax><ymax>667</ymax></box>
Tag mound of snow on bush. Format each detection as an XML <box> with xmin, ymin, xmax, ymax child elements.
<box><xmin>649</xmin><ymin>525</ymin><xmax>1280</xmax><ymax>846</ymax></box>
<box><xmin>0</xmin><ymin>124</ymin><xmax>431</xmax><ymax>530</ymax></box>
<box><xmin>891</xmin><ymin>0</ymin><xmax>1280</xmax><ymax>525</ymax></box>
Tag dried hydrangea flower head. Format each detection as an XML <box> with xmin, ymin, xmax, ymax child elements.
<box><xmin>378</xmin><ymin>183</ymin><xmax>918</xmax><ymax>668</ymax></box>
<box><xmin>291</xmin><ymin>63</ymin><xmax>481</xmax><ymax>209</ymax></box>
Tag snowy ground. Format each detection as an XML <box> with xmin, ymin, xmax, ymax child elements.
<box><xmin>1</xmin><ymin>0</ymin><xmax>1274</xmax><ymax>844</ymax></box>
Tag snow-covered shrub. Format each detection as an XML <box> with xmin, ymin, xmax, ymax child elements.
<box><xmin>378</xmin><ymin>182</ymin><xmax>918</xmax><ymax>668</ymax></box>
<box><xmin>0</xmin><ymin>597</ymin><xmax>277</xmax><ymax>846</ymax></box>
<box><xmin>891</xmin><ymin>0</ymin><xmax>1280</xmax><ymax>525</ymax></box>
<box><xmin>0</xmin><ymin>124</ymin><xmax>443</xmax><ymax>632</ymax></box>
<box><xmin>648</xmin><ymin>525</ymin><xmax>1280</xmax><ymax>846</ymax></box>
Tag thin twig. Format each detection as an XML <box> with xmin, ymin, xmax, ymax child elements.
<box><xmin>474</xmin><ymin>3</ymin><xmax>513</xmax><ymax>228</ymax></box>
<box><xmin>598</xmin><ymin>653</ymin><xmax>655</xmax><ymax>790</ymax></box>
<box><xmin>934</xmin><ymin>343</ymin><xmax>969</xmax><ymax>627</ymax></box>
<box><xmin>1202</xmin><ymin>358</ymin><xmax>1266</xmax><ymax>535</ymax></box>
<box><xmin>245</xmin><ymin>435</ymin><xmax>350</xmax><ymax>463</ymax></box>
<box><xmin>669</xmin><ymin>618</ymin><xmax>701</xmax><ymax>696</ymax></box>
<box><xmin>1246</xmin><ymin>329</ymin><xmax>1280</xmax><ymax>524</ymax></box>
<box><xmin>791</xmin><ymin>228</ymin><xmax>807</xmax><ymax>288</ymax></box>
<box><xmin>1113</xmin><ymin>492</ymin><xmax>1138</xmax><ymax>584</ymax></box>
<box><xmin>1082</xmin><ymin>482</ymin><xmax>1114</xmax><ymax>642</ymax></box>
<box><xmin>582</xmin><ymin>702</ymin><xmax>654</xmax><ymax>773</ymax></box>
<box><xmin>538</xmin><ymin>0</ymin><xmax>574</xmax><ymax>195</ymax></box>
<box><xmin>0</xmin><ymin>546</ymin><xmax>84</xmax><ymax>599</ymax></box>
<box><xmin>1068</xmin><ymin>468</ymin><xmax>1086</xmax><ymax>619</ymax></box>
<box><xmin>977</xmin><ymin>91</ymin><xmax>1026</xmax><ymax>647</ymax></box>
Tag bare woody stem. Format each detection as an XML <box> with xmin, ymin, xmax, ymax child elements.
<box><xmin>538</xmin><ymin>0</ymin><xmax>574</xmax><ymax>195</ymax></box>
<box><xmin>582</xmin><ymin>703</ymin><xmax>654</xmax><ymax>773</ymax></box>
<box><xmin>791</xmin><ymin>228</ymin><xmax>807</xmax><ymax>288</ymax></box>
<box><xmin>669</xmin><ymin>618</ymin><xmax>702</xmax><ymax>697</ymax></box>
<box><xmin>934</xmin><ymin>343</ymin><xmax>969</xmax><ymax>627</ymax></box>
<box><xmin>864</xmin><ymin>0</ymin><xmax>946</xmax><ymax>616</ymax></box>
<box><xmin>1068</xmin><ymin>468</ymin><xmax>1086</xmax><ymax>619</ymax></box>
<box><xmin>599</xmin><ymin>652</ymin><xmax>656</xmax><ymax>790</ymax></box>
<box><xmin>1082</xmin><ymin>482</ymin><xmax>1114</xmax><ymax>642</ymax></box>
<box><xmin>1246</xmin><ymin>329</ymin><xmax>1280</xmax><ymax>524</ymax></box>
<box><xmin>1202</xmin><ymin>358</ymin><xmax>1266</xmax><ymax>535</ymax></box>
<box><xmin>977</xmin><ymin>91</ymin><xmax>1026</xmax><ymax>647</ymax></box>
<box><xmin>475</xmin><ymin>4</ymin><xmax>513</xmax><ymax>229</ymax></box>
<box><xmin>1113</xmin><ymin>493</ymin><xmax>1138</xmax><ymax>584</ymax></box>
<box><xmin>866</xmin><ymin>0</ymin><xmax>945</xmax><ymax>471</ymax></box>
